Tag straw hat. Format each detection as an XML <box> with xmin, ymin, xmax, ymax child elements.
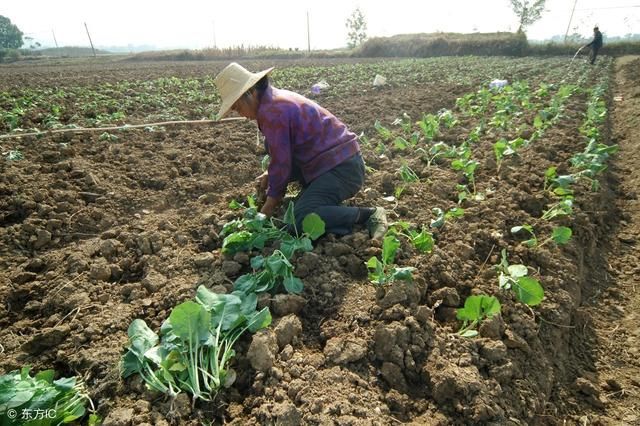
<box><xmin>214</xmin><ymin>62</ymin><xmax>274</xmax><ymax>119</ymax></box>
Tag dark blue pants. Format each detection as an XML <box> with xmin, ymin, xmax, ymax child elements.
<box><xmin>590</xmin><ymin>47</ymin><xmax>600</xmax><ymax>64</ymax></box>
<box><xmin>294</xmin><ymin>154</ymin><xmax>365</xmax><ymax>236</ymax></box>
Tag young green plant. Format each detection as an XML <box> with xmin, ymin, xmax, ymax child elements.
<box><xmin>511</xmin><ymin>224</ymin><xmax>572</xmax><ymax>249</ymax></box>
<box><xmin>122</xmin><ymin>286</ymin><xmax>271</xmax><ymax>404</ymax></box>
<box><xmin>366</xmin><ymin>233</ymin><xmax>415</xmax><ymax>286</ymax></box>
<box><xmin>456</xmin><ymin>295</ymin><xmax>501</xmax><ymax>337</ymax></box>
<box><xmin>495</xmin><ymin>249</ymin><xmax>544</xmax><ymax>306</ymax></box>
<box><xmin>0</xmin><ymin>367</ymin><xmax>99</xmax><ymax>426</ymax></box>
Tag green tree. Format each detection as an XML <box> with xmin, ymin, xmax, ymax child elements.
<box><xmin>509</xmin><ymin>0</ymin><xmax>546</xmax><ymax>33</ymax></box>
<box><xmin>346</xmin><ymin>8</ymin><xmax>367</xmax><ymax>48</ymax></box>
<box><xmin>0</xmin><ymin>15</ymin><xmax>24</xmax><ymax>49</ymax></box>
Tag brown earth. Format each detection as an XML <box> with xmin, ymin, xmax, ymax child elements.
<box><xmin>0</xmin><ymin>56</ymin><xmax>638</xmax><ymax>426</ymax></box>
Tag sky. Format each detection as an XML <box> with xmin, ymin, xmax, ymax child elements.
<box><xmin>2</xmin><ymin>0</ymin><xmax>639</xmax><ymax>50</ymax></box>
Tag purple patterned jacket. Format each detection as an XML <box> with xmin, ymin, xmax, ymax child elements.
<box><xmin>257</xmin><ymin>86</ymin><xmax>360</xmax><ymax>199</ymax></box>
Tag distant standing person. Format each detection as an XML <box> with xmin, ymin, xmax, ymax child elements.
<box><xmin>213</xmin><ymin>62</ymin><xmax>388</xmax><ymax>240</ymax></box>
<box><xmin>585</xmin><ymin>26</ymin><xmax>603</xmax><ymax>64</ymax></box>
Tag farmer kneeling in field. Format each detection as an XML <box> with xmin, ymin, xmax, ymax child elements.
<box><xmin>214</xmin><ymin>62</ymin><xmax>387</xmax><ymax>239</ymax></box>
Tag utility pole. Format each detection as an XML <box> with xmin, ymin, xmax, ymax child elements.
<box><xmin>306</xmin><ymin>11</ymin><xmax>311</xmax><ymax>53</ymax></box>
<box><xmin>51</xmin><ymin>29</ymin><xmax>59</xmax><ymax>49</ymax></box>
<box><xmin>212</xmin><ymin>20</ymin><xmax>217</xmax><ymax>48</ymax></box>
<box><xmin>564</xmin><ymin>0</ymin><xmax>578</xmax><ymax>43</ymax></box>
<box><xmin>84</xmin><ymin>22</ymin><xmax>96</xmax><ymax>57</ymax></box>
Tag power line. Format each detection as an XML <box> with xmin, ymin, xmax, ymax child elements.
<box><xmin>576</xmin><ymin>5</ymin><xmax>640</xmax><ymax>10</ymax></box>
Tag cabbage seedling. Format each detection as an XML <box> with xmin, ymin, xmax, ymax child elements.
<box><xmin>493</xmin><ymin>137</ymin><xmax>525</xmax><ymax>174</ymax></box>
<box><xmin>388</xmin><ymin>221</ymin><xmax>434</xmax><ymax>253</ymax></box>
<box><xmin>374</xmin><ymin>120</ymin><xmax>393</xmax><ymax>142</ymax></box>
<box><xmin>417</xmin><ymin>113</ymin><xmax>439</xmax><ymax>141</ymax></box>
<box><xmin>456</xmin><ymin>295</ymin><xmax>501</xmax><ymax>337</ymax></box>
<box><xmin>398</xmin><ymin>163</ymin><xmax>419</xmax><ymax>183</ymax></box>
<box><xmin>430</xmin><ymin>207</ymin><xmax>464</xmax><ymax>229</ymax></box>
<box><xmin>391</xmin><ymin>112</ymin><xmax>413</xmax><ymax>134</ymax></box>
<box><xmin>495</xmin><ymin>249</ymin><xmax>544</xmax><ymax>306</ymax></box>
<box><xmin>0</xmin><ymin>367</ymin><xmax>99</xmax><ymax>425</ymax></box>
<box><xmin>4</xmin><ymin>150</ymin><xmax>23</xmax><ymax>161</ymax></box>
<box><xmin>437</xmin><ymin>109</ymin><xmax>458</xmax><ymax>129</ymax></box>
<box><xmin>122</xmin><ymin>286</ymin><xmax>271</xmax><ymax>403</ymax></box>
<box><xmin>511</xmin><ymin>224</ymin><xmax>572</xmax><ymax>249</ymax></box>
<box><xmin>417</xmin><ymin>141</ymin><xmax>454</xmax><ymax>167</ymax></box>
<box><xmin>366</xmin><ymin>233</ymin><xmax>415</xmax><ymax>286</ymax></box>
<box><xmin>541</xmin><ymin>198</ymin><xmax>574</xmax><ymax>221</ymax></box>
<box><xmin>234</xmin><ymin>250</ymin><xmax>304</xmax><ymax>294</ymax></box>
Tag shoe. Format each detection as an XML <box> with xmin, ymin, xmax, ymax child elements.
<box><xmin>367</xmin><ymin>207</ymin><xmax>388</xmax><ymax>240</ymax></box>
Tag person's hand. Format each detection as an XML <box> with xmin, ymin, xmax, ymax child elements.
<box><xmin>255</xmin><ymin>172</ymin><xmax>268</xmax><ymax>204</ymax></box>
<box><xmin>260</xmin><ymin>196</ymin><xmax>280</xmax><ymax>217</ymax></box>
<box><xmin>255</xmin><ymin>172</ymin><xmax>268</xmax><ymax>192</ymax></box>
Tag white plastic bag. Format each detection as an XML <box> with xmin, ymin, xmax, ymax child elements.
<box><xmin>311</xmin><ymin>80</ymin><xmax>330</xmax><ymax>94</ymax></box>
<box><xmin>373</xmin><ymin>74</ymin><xmax>387</xmax><ymax>86</ymax></box>
<box><xmin>489</xmin><ymin>79</ymin><xmax>508</xmax><ymax>89</ymax></box>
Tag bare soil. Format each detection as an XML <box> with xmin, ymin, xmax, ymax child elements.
<box><xmin>1</xmin><ymin>56</ymin><xmax>638</xmax><ymax>426</ymax></box>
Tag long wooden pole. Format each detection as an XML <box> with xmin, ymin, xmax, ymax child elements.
<box><xmin>0</xmin><ymin>117</ymin><xmax>247</xmax><ymax>140</ymax></box>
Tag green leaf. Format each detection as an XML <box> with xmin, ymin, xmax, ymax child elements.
<box><xmin>283</xmin><ymin>276</ymin><xmax>304</xmax><ymax>294</ymax></box>
<box><xmin>507</xmin><ymin>264</ymin><xmax>528</xmax><ymax>278</ymax></box>
<box><xmin>250</xmin><ymin>255</ymin><xmax>265</xmax><ymax>270</ymax></box>
<box><xmin>411</xmin><ymin>230</ymin><xmax>434</xmax><ymax>253</ymax></box>
<box><xmin>430</xmin><ymin>207</ymin><xmax>445</xmax><ymax>228</ymax></box>
<box><xmin>261</xmin><ymin>154</ymin><xmax>270</xmax><ymax>171</ymax></box>
<box><xmin>228</xmin><ymin>199</ymin><xmax>242</xmax><ymax>210</ymax></box>
<box><xmin>266</xmin><ymin>253</ymin><xmax>291</xmax><ymax>276</ymax></box>
<box><xmin>169</xmin><ymin>301</ymin><xmax>211</xmax><ymax>343</ymax></box>
<box><xmin>514</xmin><ymin>276</ymin><xmax>544</xmax><ymax>306</ymax></box>
<box><xmin>302</xmin><ymin>213</ymin><xmax>325</xmax><ymax>240</ymax></box>
<box><xmin>366</xmin><ymin>256</ymin><xmax>384</xmax><ymax>284</ymax></box>
<box><xmin>237</xmin><ymin>291</ymin><xmax>258</xmax><ymax>316</ymax></box>
<box><xmin>445</xmin><ymin>207</ymin><xmax>464</xmax><ymax>219</ymax></box>
<box><xmin>553</xmin><ymin>175</ymin><xmax>576</xmax><ymax>188</ymax></box>
<box><xmin>391</xmin><ymin>267</ymin><xmax>414</xmax><ymax>282</ymax></box>
<box><xmin>234</xmin><ymin>273</ymin><xmax>259</xmax><ymax>293</ymax></box>
<box><xmin>121</xmin><ymin>351</ymin><xmax>143</xmax><ymax>378</ymax></box>
<box><xmin>457</xmin><ymin>295</ymin><xmax>501</xmax><ymax>322</ymax></box>
<box><xmin>382</xmin><ymin>234</ymin><xmax>400</xmax><ymax>265</ymax></box>
<box><xmin>53</xmin><ymin>376</ymin><xmax>76</xmax><ymax>392</ymax></box>
<box><xmin>62</xmin><ymin>401</ymin><xmax>86</xmax><ymax>422</ymax></box>
<box><xmin>197</xmin><ymin>289</ymin><xmax>244</xmax><ymax>331</ymax></box>
<box><xmin>544</xmin><ymin>166</ymin><xmax>557</xmax><ymax>179</ymax></box>
<box><xmin>247</xmin><ymin>308</ymin><xmax>272</xmax><ymax>333</ymax></box>
<box><xmin>34</xmin><ymin>370</ymin><xmax>55</xmax><ymax>384</ymax></box>
<box><xmin>127</xmin><ymin>319</ymin><xmax>159</xmax><ymax>359</ymax></box>
<box><xmin>511</xmin><ymin>224</ymin><xmax>533</xmax><ymax>234</ymax></box>
<box><xmin>551</xmin><ymin>226</ymin><xmax>572</xmax><ymax>244</ymax></box>
<box><xmin>393</xmin><ymin>137</ymin><xmax>408</xmax><ymax>150</ymax></box>
<box><xmin>222</xmin><ymin>230</ymin><xmax>253</xmax><ymax>254</ymax></box>
<box><xmin>283</xmin><ymin>201</ymin><xmax>296</xmax><ymax>226</ymax></box>
<box><xmin>480</xmin><ymin>295</ymin><xmax>502</xmax><ymax>317</ymax></box>
<box><xmin>460</xmin><ymin>329</ymin><xmax>478</xmax><ymax>338</ymax></box>
<box><xmin>247</xmin><ymin>195</ymin><xmax>257</xmax><ymax>209</ymax></box>
<box><xmin>456</xmin><ymin>295</ymin><xmax>482</xmax><ymax>321</ymax></box>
